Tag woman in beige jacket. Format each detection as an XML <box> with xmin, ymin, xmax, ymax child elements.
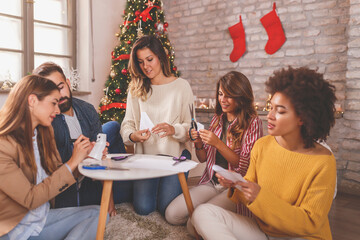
<box><xmin>0</xmin><ymin>75</ymin><xmax>100</xmax><ymax>240</ymax></box>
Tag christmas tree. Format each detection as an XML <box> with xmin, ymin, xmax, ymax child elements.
<box><xmin>99</xmin><ymin>0</ymin><xmax>179</xmax><ymax>124</ymax></box>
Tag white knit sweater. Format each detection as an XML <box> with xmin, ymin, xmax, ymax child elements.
<box><xmin>121</xmin><ymin>78</ymin><xmax>194</xmax><ymax>157</ymax></box>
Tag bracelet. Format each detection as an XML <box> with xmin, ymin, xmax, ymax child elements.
<box><xmin>195</xmin><ymin>145</ymin><xmax>204</xmax><ymax>150</ymax></box>
<box><xmin>129</xmin><ymin>133</ymin><xmax>136</xmax><ymax>143</ymax></box>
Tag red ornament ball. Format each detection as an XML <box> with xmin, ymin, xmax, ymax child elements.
<box><xmin>115</xmin><ymin>88</ymin><xmax>121</xmax><ymax>94</ymax></box>
<box><xmin>127</xmin><ymin>40</ymin><xmax>131</xmax><ymax>44</ymax></box>
<box><xmin>172</xmin><ymin>66</ymin><xmax>177</xmax><ymax>71</ymax></box>
<box><xmin>135</xmin><ymin>10</ymin><xmax>141</xmax><ymax>17</ymax></box>
<box><xmin>121</xmin><ymin>69</ymin><xmax>128</xmax><ymax>75</ymax></box>
<box><xmin>164</xmin><ymin>22</ymin><xmax>169</xmax><ymax>28</ymax></box>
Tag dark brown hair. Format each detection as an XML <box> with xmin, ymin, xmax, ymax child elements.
<box><xmin>212</xmin><ymin>71</ymin><xmax>257</xmax><ymax>148</ymax></box>
<box><xmin>32</xmin><ymin>62</ymin><xmax>67</xmax><ymax>82</ymax></box>
<box><xmin>0</xmin><ymin>75</ymin><xmax>60</xmax><ymax>174</ymax></box>
<box><xmin>128</xmin><ymin>35</ymin><xmax>171</xmax><ymax>100</ymax></box>
<box><xmin>265</xmin><ymin>66</ymin><xmax>336</xmax><ymax>148</ymax></box>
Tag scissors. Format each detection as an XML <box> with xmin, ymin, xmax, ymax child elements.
<box><xmin>189</xmin><ymin>104</ymin><xmax>198</xmax><ymax>141</ymax></box>
<box><xmin>173</xmin><ymin>156</ymin><xmax>187</xmax><ymax>165</ymax></box>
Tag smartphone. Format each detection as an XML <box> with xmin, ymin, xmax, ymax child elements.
<box><xmin>111</xmin><ymin>156</ymin><xmax>128</xmax><ymax>161</ymax></box>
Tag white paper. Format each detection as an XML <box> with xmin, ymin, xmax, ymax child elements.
<box><xmin>140</xmin><ymin>112</ymin><xmax>155</xmax><ymax>130</ymax></box>
<box><xmin>111</xmin><ymin>154</ymin><xmax>198</xmax><ymax>173</ymax></box>
<box><xmin>196</xmin><ymin>122</ymin><xmax>204</xmax><ymax>130</ymax></box>
<box><xmin>212</xmin><ymin>165</ymin><xmax>246</xmax><ymax>191</ymax></box>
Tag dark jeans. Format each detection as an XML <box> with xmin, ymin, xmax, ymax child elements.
<box><xmin>55</xmin><ymin>121</ymin><xmax>126</xmax><ymax>208</ymax></box>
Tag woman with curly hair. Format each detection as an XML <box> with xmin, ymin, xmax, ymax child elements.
<box><xmin>191</xmin><ymin>66</ymin><xmax>337</xmax><ymax>240</ymax></box>
<box><xmin>166</xmin><ymin>71</ymin><xmax>263</xmax><ymax>229</ymax></box>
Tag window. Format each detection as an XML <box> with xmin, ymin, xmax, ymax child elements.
<box><xmin>0</xmin><ymin>0</ymin><xmax>76</xmax><ymax>83</ymax></box>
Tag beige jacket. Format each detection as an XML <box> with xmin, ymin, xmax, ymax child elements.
<box><xmin>0</xmin><ymin>135</ymin><xmax>76</xmax><ymax>236</ymax></box>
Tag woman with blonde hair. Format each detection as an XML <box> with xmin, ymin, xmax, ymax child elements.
<box><xmin>166</xmin><ymin>71</ymin><xmax>263</xmax><ymax>229</ymax></box>
<box><xmin>120</xmin><ymin>35</ymin><xmax>194</xmax><ymax>216</ymax></box>
<box><xmin>0</xmin><ymin>75</ymin><xmax>100</xmax><ymax>240</ymax></box>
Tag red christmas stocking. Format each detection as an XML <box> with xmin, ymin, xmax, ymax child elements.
<box><xmin>260</xmin><ymin>2</ymin><xmax>286</xmax><ymax>55</ymax></box>
<box><xmin>228</xmin><ymin>16</ymin><xmax>246</xmax><ymax>62</ymax></box>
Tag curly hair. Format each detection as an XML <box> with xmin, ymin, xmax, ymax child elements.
<box><xmin>211</xmin><ymin>71</ymin><xmax>257</xmax><ymax>149</ymax></box>
<box><xmin>265</xmin><ymin>66</ymin><xmax>336</xmax><ymax>148</ymax></box>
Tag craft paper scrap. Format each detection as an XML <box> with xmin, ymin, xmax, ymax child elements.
<box><xmin>196</xmin><ymin>122</ymin><xmax>205</xmax><ymax>130</ymax></box>
<box><xmin>140</xmin><ymin>112</ymin><xmax>155</xmax><ymax>130</ymax></box>
<box><xmin>212</xmin><ymin>165</ymin><xmax>246</xmax><ymax>191</ymax></box>
<box><xmin>113</xmin><ymin>154</ymin><xmax>198</xmax><ymax>173</ymax></box>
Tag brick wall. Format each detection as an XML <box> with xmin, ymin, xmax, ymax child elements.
<box><xmin>163</xmin><ymin>0</ymin><xmax>360</xmax><ymax>196</ymax></box>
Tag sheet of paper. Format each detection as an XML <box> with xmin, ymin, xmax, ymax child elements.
<box><xmin>140</xmin><ymin>112</ymin><xmax>155</xmax><ymax>130</ymax></box>
<box><xmin>212</xmin><ymin>165</ymin><xmax>246</xmax><ymax>191</ymax></box>
<box><xmin>112</xmin><ymin>154</ymin><xmax>198</xmax><ymax>173</ymax></box>
<box><xmin>196</xmin><ymin>122</ymin><xmax>204</xmax><ymax>130</ymax></box>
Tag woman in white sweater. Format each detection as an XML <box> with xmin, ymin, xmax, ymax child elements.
<box><xmin>120</xmin><ymin>35</ymin><xmax>194</xmax><ymax>216</ymax></box>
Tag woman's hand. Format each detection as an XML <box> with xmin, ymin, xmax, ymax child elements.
<box><xmin>130</xmin><ymin>129</ymin><xmax>151</xmax><ymax>142</ymax></box>
<box><xmin>152</xmin><ymin>123</ymin><xmax>175</xmax><ymax>138</ymax></box>
<box><xmin>189</xmin><ymin>128</ymin><xmax>202</xmax><ymax>143</ymax></box>
<box><xmin>216</xmin><ymin>173</ymin><xmax>235</xmax><ymax>188</ymax></box>
<box><xmin>67</xmin><ymin>135</ymin><xmax>91</xmax><ymax>171</ymax></box>
<box><xmin>199</xmin><ymin>129</ymin><xmax>221</xmax><ymax>147</ymax></box>
<box><xmin>237</xmin><ymin>181</ymin><xmax>261</xmax><ymax>203</ymax></box>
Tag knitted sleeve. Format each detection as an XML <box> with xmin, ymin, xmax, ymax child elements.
<box><xmin>120</xmin><ymin>92</ymin><xmax>139</xmax><ymax>146</ymax></box>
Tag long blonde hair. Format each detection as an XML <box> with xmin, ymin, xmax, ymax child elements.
<box><xmin>0</xmin><ymin>75</ymin><xmax>60</xmax><ymax>175</ymax></box>
<box><xmin>128</xmin><ymin>35</ymin><xmax>172</xmax><ymax>100</ymax></box>
<box><xmin>212</xmin><ymin>71</ymin><xmax>257</xmax><ymax>149</ymax></box>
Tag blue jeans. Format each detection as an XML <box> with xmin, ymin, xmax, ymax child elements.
<box><xmin>113</xmin><ymin>149</ymin><xmax>191</xmax><ymax>216</ymax></box>
<box><xmin>102</xmin><ymin>121</ymin><xmax>126</xmax><ymax>154</ymax></box>
<box><xmin>1</xmin><ymin>206</ymin><xmax>102</xmax><ymax>240</ymax></box>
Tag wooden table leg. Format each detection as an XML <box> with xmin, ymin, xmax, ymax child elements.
<box><xmin>96</xmin><ymin>180</ymin><xmax>113</xmax><ymax>240</ymax></box>
<box><xmin>177</xmin><ymin>172</ymin><xmax>201</xmax><ymax>240</ymax></box>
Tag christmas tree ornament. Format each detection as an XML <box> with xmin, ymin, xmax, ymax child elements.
<box><xmin>127</xmin><ymin>40</ymin><xmax>131</xmax><ymax>44</ymax></box>
<box><xmin>164</xmin><ymin>22</ymin><xmax>168</xmax><ymax>28</ymax></box>
<box><xmin>115</xmin><ymin>88</ymin><xmax>121</xmax><ymax>94</ymax></box>
<box><xmin>135</xmin><ymin>10</ymin><xmax>141</xmax><ymax>17</ymax></box>
<box><xmin>110</xmin><ymin>70</ymin><xmax>116</xmax><ymax>78</ymax></box>
<box><xmin>137</xmin><ymin>20</ymin><xmax>144</xmax><ymax>38</ymax></box>
<box><xmin>260</xmin><ymin>2</ymin><xmax>286</xmax><ymax>55</ymax></box>
<box><xmin>121</xmin><ymin>68</ymin><xmax>128</xmax><ymax>75</ymax></box>
<box><xmin>228</xmin><ymin>15</ymin><xmax>246</xmax><ymax>62</ymax></box>
<box><xmin>101</xmin><ymin>95</ymin><xmax>111</xmax><ymax>105</ymax></box>
<box><xmin>172</xmin><ymin>66</ymin><xmax>177</xmax><ymax>71</ymax></box>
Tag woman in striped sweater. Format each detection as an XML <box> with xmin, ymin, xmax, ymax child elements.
<box><xmin>166</xmin><ymin>71</ymin><xmax>263</xmax><ymax>229</ymax></box>
<box><xmin>192</xmin><ymin>66</ymin><xmax>337</xmax><ymax>240</ymax></box>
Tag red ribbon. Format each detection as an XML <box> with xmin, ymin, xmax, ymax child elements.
<box><xmin>100</xmin><ymin>103</ymin><xmax>127</xmax><ymax>113</ymax></box>
<box><xmin>112</xmin><ymin>54</ymin><xmax>130</xmax><ymax>61</ymax></box>
<box><xmin>124</xmin><ymin>5</ymin><xmax>160</xmax><ymax>25</ymax></box>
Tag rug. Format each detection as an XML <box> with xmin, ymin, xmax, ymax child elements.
<box><xmin>104</xmin><ymin>203</ymin><xmax>194</xmax><ymax>240</ymax></box>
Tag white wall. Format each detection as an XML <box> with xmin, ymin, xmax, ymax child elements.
<box><xmin>0</xmin><ymin>1</ymin><xmax>125</xmax><ymax>110</ymax></box>
<box><xmin>77</xmin><ymin>1</ymin><xmax>125</xmax><ymax>109</ymax></box>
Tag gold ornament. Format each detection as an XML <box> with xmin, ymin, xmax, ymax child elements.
<box><xmin>110</xmin><ymin>70</ymin><xmax>116</xmax><ymax>78</ymax></box>
<box><xmin>101</xmin><ymin>95</ymin><xmax>111</xmax><ymax>105</ymax></box>
<box><xmin>115</xmin><ymin>32</ymin><xmax>120</xmax><ymax>37</ymax></box>
<box><xmin>137</xmin><ymin>27</ymin><xmax>144</xmax><ymax>38</ymax></box>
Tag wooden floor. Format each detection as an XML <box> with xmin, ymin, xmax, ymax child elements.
<box><xmin>187</xmin><ymin>177</ymin><xmax>360</xmax><ymax>239</ymax></box>
<box><xmin>329</xmin><ymin>193</ymin><xmax>360</xmax><ymax>240</ymax></box>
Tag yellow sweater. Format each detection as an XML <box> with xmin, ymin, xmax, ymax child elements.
<box><xmin>229</xmin><ymin>135</ymin><xmax>336</xmax><ymax>240</ymax></box>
